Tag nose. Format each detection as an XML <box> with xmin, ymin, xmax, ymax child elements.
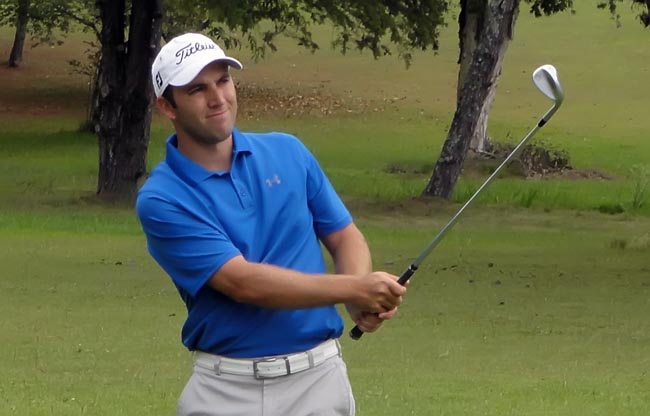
<box><xmin>206</xmin><ymin>83</ymin><xmax>224</xmax><ymax>107</ymax></box>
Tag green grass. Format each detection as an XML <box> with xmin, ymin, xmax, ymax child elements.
<box><xmin>0</xmin><ymin>234</ymin><xmax>185</xmax><ymax>415</ymax></box>
<box><xmin>347</xmin><ymin>211</ymin><xmax>650</xmax><ymax>415</ymax></box>
<box><xmin>1</xmin><ymin>211</ymin><xmax>649</xmax><ymax>415</ymax></box>
<box><xmin>1</xmin><ymin>4</ymin><xmax>650</xmax><ymax>415</ymax></box>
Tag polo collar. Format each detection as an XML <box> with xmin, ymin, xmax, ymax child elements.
<box><xmin>165</xmin><ymin>128</ymin><xmax>252</xmax><ymax>187</ymax></box>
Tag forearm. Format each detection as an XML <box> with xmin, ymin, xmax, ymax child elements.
<box><xmin>208</xmin><ymin>256</ymin><xmax>358</xmax><ymax>309</ymax></box>
<box><xmin>207</xmin><ymin>255</ymin><xmax>401</xmax><ymax>314</ymax></box>
<box><xmin>333</xmin><ymin>239</ymin><xmax>371</xmax><ymax>277</ymax></box>
<box><xmin>324</xmin><ymin>224</ymin><xmax>372</xmax><ymax>276</ymax></box>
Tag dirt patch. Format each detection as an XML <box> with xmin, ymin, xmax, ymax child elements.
<box><xmin>0</xmin><ymin>69</ymin><xmax>390</xmax><ymax>119</ymax></box>
<box><xmin>550</xmin><ymin>168</ymin><xmax>614</xmax><ymax>181</ymax></box>
<box><xmin>0</xmin><ymin>64</ymin><xmax>89</xmax><ymax>117</ymax></box>
<box><xmin>466</xmin><ymin>142</ymin><xmax>613</xmax><ymax>181</ymax></box>
<box><xmin>236</xmin><ymin>81</ymin><xmax>397</xmax><ymax>119</ymax></box>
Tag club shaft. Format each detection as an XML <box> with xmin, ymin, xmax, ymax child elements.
<box><xmin>349</xmin><ymin>103</ymin><xmax>560</xmax><ymax>341</ymax></box>
<box><xmin>411</xmin><ymin>103</ymin><xmax>558</xmax><ymax>269</ymax></box>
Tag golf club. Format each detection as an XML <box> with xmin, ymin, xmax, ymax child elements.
<box><xmin>350</xmin><ymin>64</ymin><xmax>565</xmax><ymax>340</ymax></box>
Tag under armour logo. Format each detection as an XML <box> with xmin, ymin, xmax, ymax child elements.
<box><xmin>265</xmin><ymin>174</ymin><xmax>281</xmax><ymax>187</ymax></box>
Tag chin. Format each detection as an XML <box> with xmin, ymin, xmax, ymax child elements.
<box><xmin>210</xmin><ymin>131</ymin><xmax>233</xmax><ymax>145</ymax></box>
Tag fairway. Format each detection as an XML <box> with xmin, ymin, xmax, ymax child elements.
<box><xmin>1</xmin><ymin>3</ymin><xmax>650</xmax><ymax>415</ymax></box>
<box><xmin>1</xmin><ymin>210</ymin><xmax>649</xmax><ymax>415</ymax></box>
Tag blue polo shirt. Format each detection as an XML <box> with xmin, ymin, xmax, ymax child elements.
<box><xmin>136</xmin><ymin>129</ymin><xmax>352</xmax><ymax>358</ymax></box>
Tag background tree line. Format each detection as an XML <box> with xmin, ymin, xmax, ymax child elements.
<box><xmin>1</xmin><ymin>0</ymin><xmax>648</xmax><ymax>201</ymax></box>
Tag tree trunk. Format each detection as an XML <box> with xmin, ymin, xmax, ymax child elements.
<box><xmin>8</xmin><ymin>0</ymin><xmax>30</xmax><ymax>67</ymax></box>
<box><xmin>423</xmin><ymin>0</ymin><xmax>519</xmax><ymax>199</ymax></box>
<box><xmin>457</xmin><ymin>0</ymin><xmax>482</xmax><ymax>99</ymax></box>
<box><xmin>458</xmin><ymin>0</ymin><xmax>491</xmax><ymax>153</ymax></box>
<box><xmin>458</xmin><ymin>0</ymin><xmax>514</xmax><ymax>154</ymax></box>
<box><xmin>95</xmin><ymin>0</ymin><xmax>163</xmax><ymax>201</ymax></box>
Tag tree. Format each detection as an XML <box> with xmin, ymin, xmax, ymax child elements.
<box><xmin>0</xmin><ymin>0</ymin><xmax>80</xmax><ymax>67</ymax></box>
<box><xmin>423</xmin><ymin>0</ymin><xmax>649</xmax><ymax>199</ymax></box>
<box><xmin>93</xmin><ymin>0</ymin><xmax>449</xmax><ymax>200</ymax></box>
<box><xmin>424</xmin><ymin>0</ymin><xmax>576</xmax><ymax>198</ymax></box>
<box><xmin>94</xmin><ymin>0</ymin><xmax>163</xmax><ymax>200</ymax></box>
<box><xmin>454</xmin><ymin>0</ymin><xmax>572</xmax><ymax>153</ymax></box>
<box><xmin>455</xmin><ymin>0</ymin><xmax>523</xmax><ymax>155</ymax></box>
<box><xmin>7</xmin><ymin>0</ymin><xmax>28</xmax><ymax>66</ymax></box>
<box><xmin>0</xmin><ymin>0</ymin><xmax>153</xmax><ymax>199</ymax></box>
<box><xmin>424</xmin><ymin>0</ymin><xmax>520</xmax><ymax>199</ymax></box>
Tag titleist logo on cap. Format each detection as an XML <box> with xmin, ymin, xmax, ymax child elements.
<box><xmin>175</xmin><ymin>42</ymin><xmax>216</xmax><ymax>65</ymax></box>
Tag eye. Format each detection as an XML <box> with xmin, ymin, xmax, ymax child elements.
<box><xmin>187</xmin><ymin>85</ymin><xmax>204</xmax><ymax>95</ymax></box>
<box><xmin>218</xmin><ymin>75</ymin><xmax>231</xmax><ymax>84</ymax></box>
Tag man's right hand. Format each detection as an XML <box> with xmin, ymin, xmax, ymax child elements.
<box><xmin>351</xmin><ymin>271</ymin><xmax>406</xmax><ymax>314</ymax></box>
<box><xmin>345</xmin><ymin>272</ymin><xmax>405</xmax><ymax>333</ymax></box>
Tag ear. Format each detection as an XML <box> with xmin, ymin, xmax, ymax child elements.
<box><xmin>156</xmin><ymin>96</ymin><xmax>176</xmax><ymax>120</ymax></box>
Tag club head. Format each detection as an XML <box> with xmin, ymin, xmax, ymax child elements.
<box><xmin>532</xmin><ymin>64</ymin><xmax>564</xmax><ymax>105</ymax></box>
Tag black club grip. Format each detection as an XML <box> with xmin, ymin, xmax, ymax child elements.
<box><xmin>349</xmin><ymin>325</ymin><xmax>364</xmax><ymax>340</ymax></box>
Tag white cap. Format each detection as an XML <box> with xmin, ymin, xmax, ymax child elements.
<box><xmin>151</xmin><ymin>33</ymin><xmax>243</xmax><ymax>98</ymax></box>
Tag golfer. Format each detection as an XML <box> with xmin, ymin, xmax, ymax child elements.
<box><xmin>136</xmin><ymin>32</ymin><xmax>406</xmax><ymax>415</ymax></box>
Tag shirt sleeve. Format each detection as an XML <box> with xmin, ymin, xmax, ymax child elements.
<box><xmin>300</xmin><ymin>142</ymin><xmax>353</xmax><ymax>237</ymax></box>
<box><xmin>136</xmin><ymin>191</ymin><xmax>241</xmax><ymax>298</ymax></box>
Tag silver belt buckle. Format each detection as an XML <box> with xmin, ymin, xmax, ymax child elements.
<box><xmin>253</xmin><ymin>356</ymin><xmax>291</xmax><ymax>379</ymax></box>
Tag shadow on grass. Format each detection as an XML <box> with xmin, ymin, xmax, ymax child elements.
<box><xmin>1</xmin><ymin>129</ymin><xmax>96</xmax><ymax>154</ymax></box>
<box><xmin>344</xmin><ymin>194</ymin><xmax>457</xmax><ymax>219</ymax></box>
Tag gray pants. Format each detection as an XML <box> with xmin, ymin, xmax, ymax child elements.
<box><xmin>178</xmin><ymin>355</ymin><xmax>355</xmax><ymax>416</ymax></box>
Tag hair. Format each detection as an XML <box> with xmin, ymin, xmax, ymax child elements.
<box><xmin>162</xmin><ymin>86</ymin><xmax>177</xmax><ymax>108</ymax></box>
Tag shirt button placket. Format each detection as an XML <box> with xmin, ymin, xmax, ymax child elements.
<box><xmin>232</xmin><ymin>177</ymin><xmax>251</xmax><ymax>209</ymax></box>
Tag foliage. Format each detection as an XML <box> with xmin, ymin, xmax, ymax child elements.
<box><xmin>0</xmin><ymin>0</ymin><xmax>98</xmax><ymax>46</ymax></box>
<box><xmin>163</xmin><ymin>0</ymin><xmax>448</xmax><ymax>66</ymax></box>
<box><xmin>598</xmin><ymin>0</ymin><xmax>650</xmax><ymax>26</ymax></box>
<box><xmin>526</xmin><ymin>0</ymin><xmax>574</xmax><ymax>17</ymax></box>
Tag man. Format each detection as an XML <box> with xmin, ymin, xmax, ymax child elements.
<box><xmin>136</xmin><ymin>32</ymin><xmax>406</xmax><ymax>416</ymax></box>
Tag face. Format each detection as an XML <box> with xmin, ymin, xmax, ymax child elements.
<box><xmin>159</xmin><ymin>62</ymin><xmax>238</xmax><ymax>146</ymax></box>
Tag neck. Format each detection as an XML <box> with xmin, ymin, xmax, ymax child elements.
<box><xmin>177</xmin><ymin>133</ymin><xmax>233</xmax><ymax>172</ymax></box>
